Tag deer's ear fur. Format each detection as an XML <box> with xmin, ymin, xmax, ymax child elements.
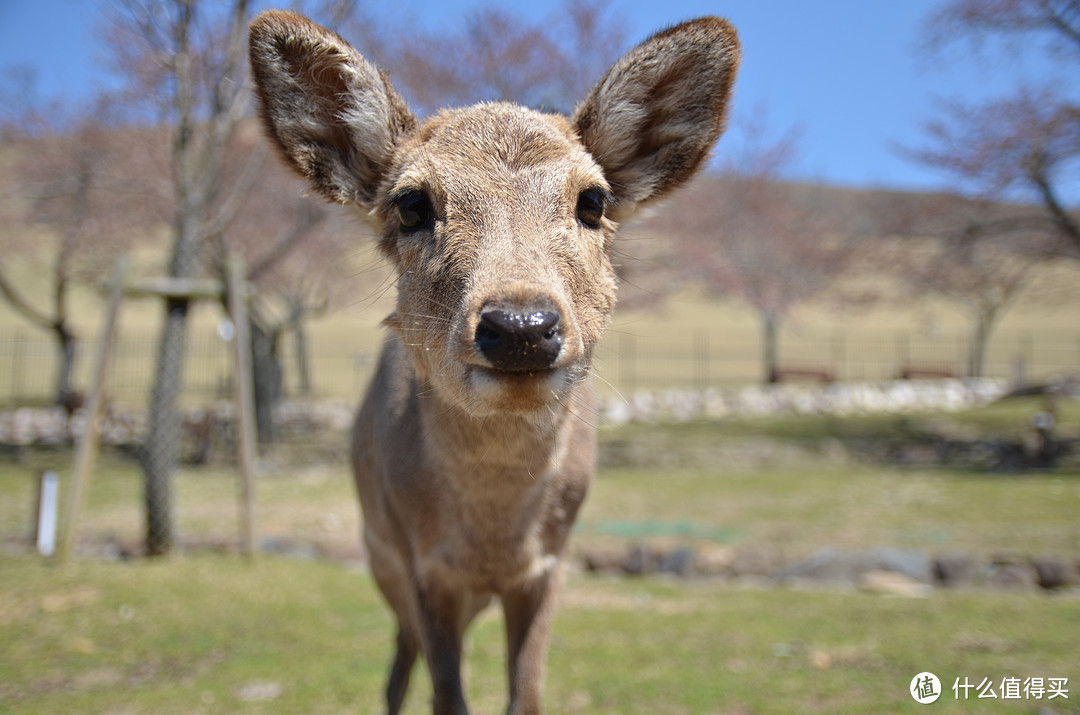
<box><xmin>573</xmin><ymin>17</ymin><xmax>740</xmax><ymax>210</ymax></box>
<box><xmin>248</xmin><ymin>10</ymin><xmax>416</xmax><ymax>207</ymax></box>
<box><xmin>249</xmin><ymin>12</ymin><xmax>739</xmax><ymax>213</ymax></box>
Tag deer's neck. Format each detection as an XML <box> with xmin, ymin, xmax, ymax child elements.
<box><xmin>416</xmin><ymin>378</ymin><xmax>587</xmax><ymax>484</ymax></box>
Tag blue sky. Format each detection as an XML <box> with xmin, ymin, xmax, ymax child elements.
<box><xmin>0</xmin><ymin>0</ymin><xmax>1073</xmax><ymax>193</ymax></box>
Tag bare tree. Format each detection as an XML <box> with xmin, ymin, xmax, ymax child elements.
<box><xmin>934</xmin><ymin>236</ymin><xmax>1041</xmax><ymax>377</ymax></box>
<box><xmin>879</xmin><ymin>228</ymin><xmax>1042</xmax><ymax>376</ymax></box>
<box><xmin>103</xmin><ymin>0</ymin><xmax>254</xmax><ymax>555</ymax></box>
<box><xmin>358</xmin><ymin>0</ymin><xmax>629</xmax><ymax>115</ymax></box>
<box><xmin>913</xmin><ymin>0</ymin><xmax>1080</xmax><ymax>259</ymax></box>
<box><xmin>209</xmin><ymin>122</ymin><xmax>358</xmax><ymax>441</ymax></box>
<box><xmin>0</xmin><ymin>95</ymin><xmax>164</xmax><ymax>407</ymax></box>
<box><xmin>872</xmin><ymin>185</ymin><xmax>1068</xmax><ymax>376</ymax></box>
<box><xmin>659</xmin><ymin>121</ymin><xmax>858</xmax><ymax>383</ymax></box>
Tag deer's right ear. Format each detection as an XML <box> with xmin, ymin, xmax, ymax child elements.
<box><xmin>248</xmin><ymin>11</ymin><xmax>416</xmax><ymax>208</ymax></box>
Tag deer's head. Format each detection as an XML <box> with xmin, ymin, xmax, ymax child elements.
<box><xmin>249</xmin><ymin>11</ymin><xmax>739</xmax><ymax>416</ymax></box>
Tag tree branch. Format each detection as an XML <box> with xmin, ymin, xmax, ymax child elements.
<box><xmin>0</xmin><ymin>263</ymin><xmax>57</xmax><ymax>332</ymax></box>
<box><xmin>1029</xmin><ymin>163</ymin><xmax>1080</xmax><ymax>251</ymax></box>
<box><xmin>205</xmin><ymin>141</ymin><xmax>268</xmax><ymax>244</ymax></box>
<box><xmin>195</xmin><ymin>0</ymin><xmax>252</xmax><ymax>195</ymax></box>
<box><xmin>248</xmin><ymin>199</ymin><xmax>327</xmax><ymax>281</ymax></box>
<box><xmin>1044</xmin><ymin>1</ymin><xmax>1080</xmax><ymax>54</ymax></box>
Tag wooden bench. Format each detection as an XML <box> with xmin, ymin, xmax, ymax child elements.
<box><xmin>899</xmin><ymin>367</ymin><xmax>956</xmax><ymax>380</ymax></box>
<box><xmin>773</xmin><ymin>368</ymin><xmax>835</xmax><ymax>383</ymax></box>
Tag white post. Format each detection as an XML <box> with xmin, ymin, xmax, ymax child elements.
<box><xmin>36</xmin><ymin>471</ymin><xmax>60</xmax><ymax>557</ymax></box>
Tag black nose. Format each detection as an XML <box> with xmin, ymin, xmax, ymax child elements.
<box><xmin>475</xmin><ymin>306</ymin><xmax>563</xmax><ymax>372</ymax></box>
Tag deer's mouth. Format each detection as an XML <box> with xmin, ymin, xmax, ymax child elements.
<box><xmin>474</xmin><ymin>364</ymin><xmax>558</xmax><ymax>378</ymax></box>
<box><xmin>469</xmin><ymin>364</ymin><xmax>565</xmax><ymax>388</ymax></box>
<box><xmin>464</xmin><ymin>363</ymin><xmax>576</xmax><ymax>414</ymax></box>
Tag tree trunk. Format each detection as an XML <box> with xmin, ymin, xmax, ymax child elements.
<box><xmin>129</xmin><ymin>0</ymin><xmax>252</xmax><ymax>557</ymax></box>
<box><xmin>141</xmin><ymin>208</ymin><xmax>204</xmax><ymax>556</ymax></box>
<box><xmin>54</xmin><ymin>323</ymin><xmax>77</xmax><ymax>408</ymax></box>
<box><xmin>294</xmin><ymin>319</ymin><xmax>312</xmax><ymax>397</ymax></box>
<box><xmin>968</xmin><ymin>307</ymin><xmax>998</xmax><ymax>378</ymax></box>
<box><xmin>142</xmin><ymin>298</ymin><xmax>189</xmax><ymax>556</ymax></box>
<box><xmin>250</xmin><ymin>319</ymin><xmax>282</xmax><ymax>444</ymax></box>
<box><xmin>762</xmin><ymin>312</ymin><xmax>780</xmax><ymax>384</ymax></box>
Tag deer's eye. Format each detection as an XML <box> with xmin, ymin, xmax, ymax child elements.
<box><xmin>396</xmin><ymin>190</ymin><xmax>434</xmax><ymax>232</ymax></box>
<box><xmin>576</xmin><ymin>188</ymin><xmax>606</xmax><ymax>228</ymax></box>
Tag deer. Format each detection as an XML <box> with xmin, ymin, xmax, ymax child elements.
<box><xmin>248</xmin><ymin>10</ymin><xmax>739</xmax><ymax>714</ymax></box>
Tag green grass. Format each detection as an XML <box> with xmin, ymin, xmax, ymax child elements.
<box><xmin>583</xmin><ymin>403</ymin><xmax>1080</xmax><ymax>559</ymax></box>
<box><xmin>602</xmin><ymin>394</ymin><xmax>1080</xmax><ymax>445</ymax></box>
<box><xmin>2</xmin><ymin>407</ymin><xmax>1079</xmax><ymax>713</ymax></box>
<box><xmin>4</xmin><ymin>404</ymin><xmax>1078</xmax><ymax>562</ymax></box>
<box><xmin>582</xmin><ymin>464</ymin><xmax>1080</xmax><ymax>558</ymax></box>
<box><xmin>2</xmin><ymin>557</ymin><xmax>1079</xmax><ymax>714</ymax></box>
<box><xmin>0</xmin><ymin>451</ymin><xmax>362</xmax><ymax>558</ymax></box>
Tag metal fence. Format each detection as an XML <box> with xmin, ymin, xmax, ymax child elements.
<box><xmin>1</xmin><ymin>324</ymin><xmax>1078</xmax><ymax>408</ymax></box>
<box><xmin>0</xmin><ymin>327</ymin><xmax>364</xmax><ymax>408</ymax></box>
<box><xmin>595</xmin><ymin>329</ymin><xmax>1079</xmax><ymax>394</ymax></box>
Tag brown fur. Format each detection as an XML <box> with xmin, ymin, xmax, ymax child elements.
<box><xmin>249</xmin><ymin>11</ymin><xmax>739</xmax><ymax>714</ymax></box>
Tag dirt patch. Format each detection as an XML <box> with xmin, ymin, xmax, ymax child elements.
<box><xmin>41</xmin><ymin>585</ymin><xmax>101</xmax><ymax>613</ymax></box>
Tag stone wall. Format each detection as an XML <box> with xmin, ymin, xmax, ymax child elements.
<box><xmin>598</xmin><ymin>378</ymin><xmax>1009</xmax><ymax>424</ymax></box>
<box><xmin>0</xmin><ymin>379</ymin><xmax>1013</xmax><ymax>447</ymax></box>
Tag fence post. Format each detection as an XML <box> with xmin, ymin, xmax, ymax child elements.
<box><xmin>11</xmin><ymin>330</ymin><xmax>25</xmax><ymax>403</ymax></box>
<box><xmin>895</xmin><ymin>332</ymin><xmax>909</xmax><ymax>379</ymax></box>
<box><xmin>831</xmin><ymin>330</ymin><xmax>846</xmax><ymax>382</ymax></box>
<box><xmin>58</xmin><ymin>256</ymin><xmax>127</xmax><ymax>563</ymax></box>
<box><xmin>226</xmin><ymin>256</ymin><xmax>257</xmax><ymax>561</ymax></box>
<box><xmin>1024</xmin><ymin>331</ymin><xmax>1035</xmax><ymax>382</ymax></box>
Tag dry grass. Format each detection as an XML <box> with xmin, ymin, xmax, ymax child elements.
<box><xmin>2</xmin><ymin>401</ymin><xmax>1079</xmax><ymax>713</ymax></box>
<box><xmin>2</xmin><ymin>236</ymin><xmax>1079</xmax><ymax>405</ymax></box>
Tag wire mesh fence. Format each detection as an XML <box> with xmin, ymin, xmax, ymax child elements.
<box><xmin>2</xmin><ymin>324</ymin><xmax>1078</xmax><ymax>409</ymax></box>
<box><xmin>592</xmin><ymin>328</ymin><xmax>1078</xmax><ymax>394</ymax></box>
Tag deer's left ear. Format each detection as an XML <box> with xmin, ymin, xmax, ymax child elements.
<box><xmin>573</xmin><ymin>17</ymin><xmax>740</xmax><ymax>211</ymax></box>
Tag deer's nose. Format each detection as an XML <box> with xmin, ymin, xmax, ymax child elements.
<box><xmin>475</xmin><ymin>305</ymin><xmax>563</xmax><ymax>372</ymax></box>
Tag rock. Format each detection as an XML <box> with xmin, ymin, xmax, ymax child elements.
<box><xmin>729</xmin><ymin>545</ymin><xmax>779</xmax><ymax>579</ymax></box>
<box><xmin>582</xmin><ymin>545</ymin><xmax>626</xmax><ymax>573</ymax></box>
<box><xmin>776</xmin><ymin>548</ymin><xmax>855</xmax><ymax>585</ymax></box>
<box><xmin>858</xmin><ymin>570</ymin><xmax>932</xmax><ymax>598</ymax></box>
<box><xmin>934</xmin><ymin>553</ymin><xmax>982</xmax><ymax>588</ymax></box>
<box><xmin>1032</xmin><ymin>557</ymin><xmax>1077</xmax><ymax>590</ymax></box>
<box><xmin>869</xmin><ymin>548</ymin><xmax>934</xmax><ymax>583</ymax></box>
<box><xmin>695</xmin><ymin>543</ymin><xmax>736</xmax><ymax>577</ymax></box>
<box><xmin>657</xmin><ymin>547</ymin><xmax>697</xmax><ymax>576</ymax></box>
<box><xmin>777</xmin><ymin>548</ymin><xmax>933</xmax><ymax>587</ymax></box>
<box><xmin>621</xmin><ymin>543</ymin><xmax>654</xmax><ymax>576</ymax></box>
<box><xmin>986</xmin><ymin>561</ymin><xmax>1040</xmax><ymax>592</ymax></box>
